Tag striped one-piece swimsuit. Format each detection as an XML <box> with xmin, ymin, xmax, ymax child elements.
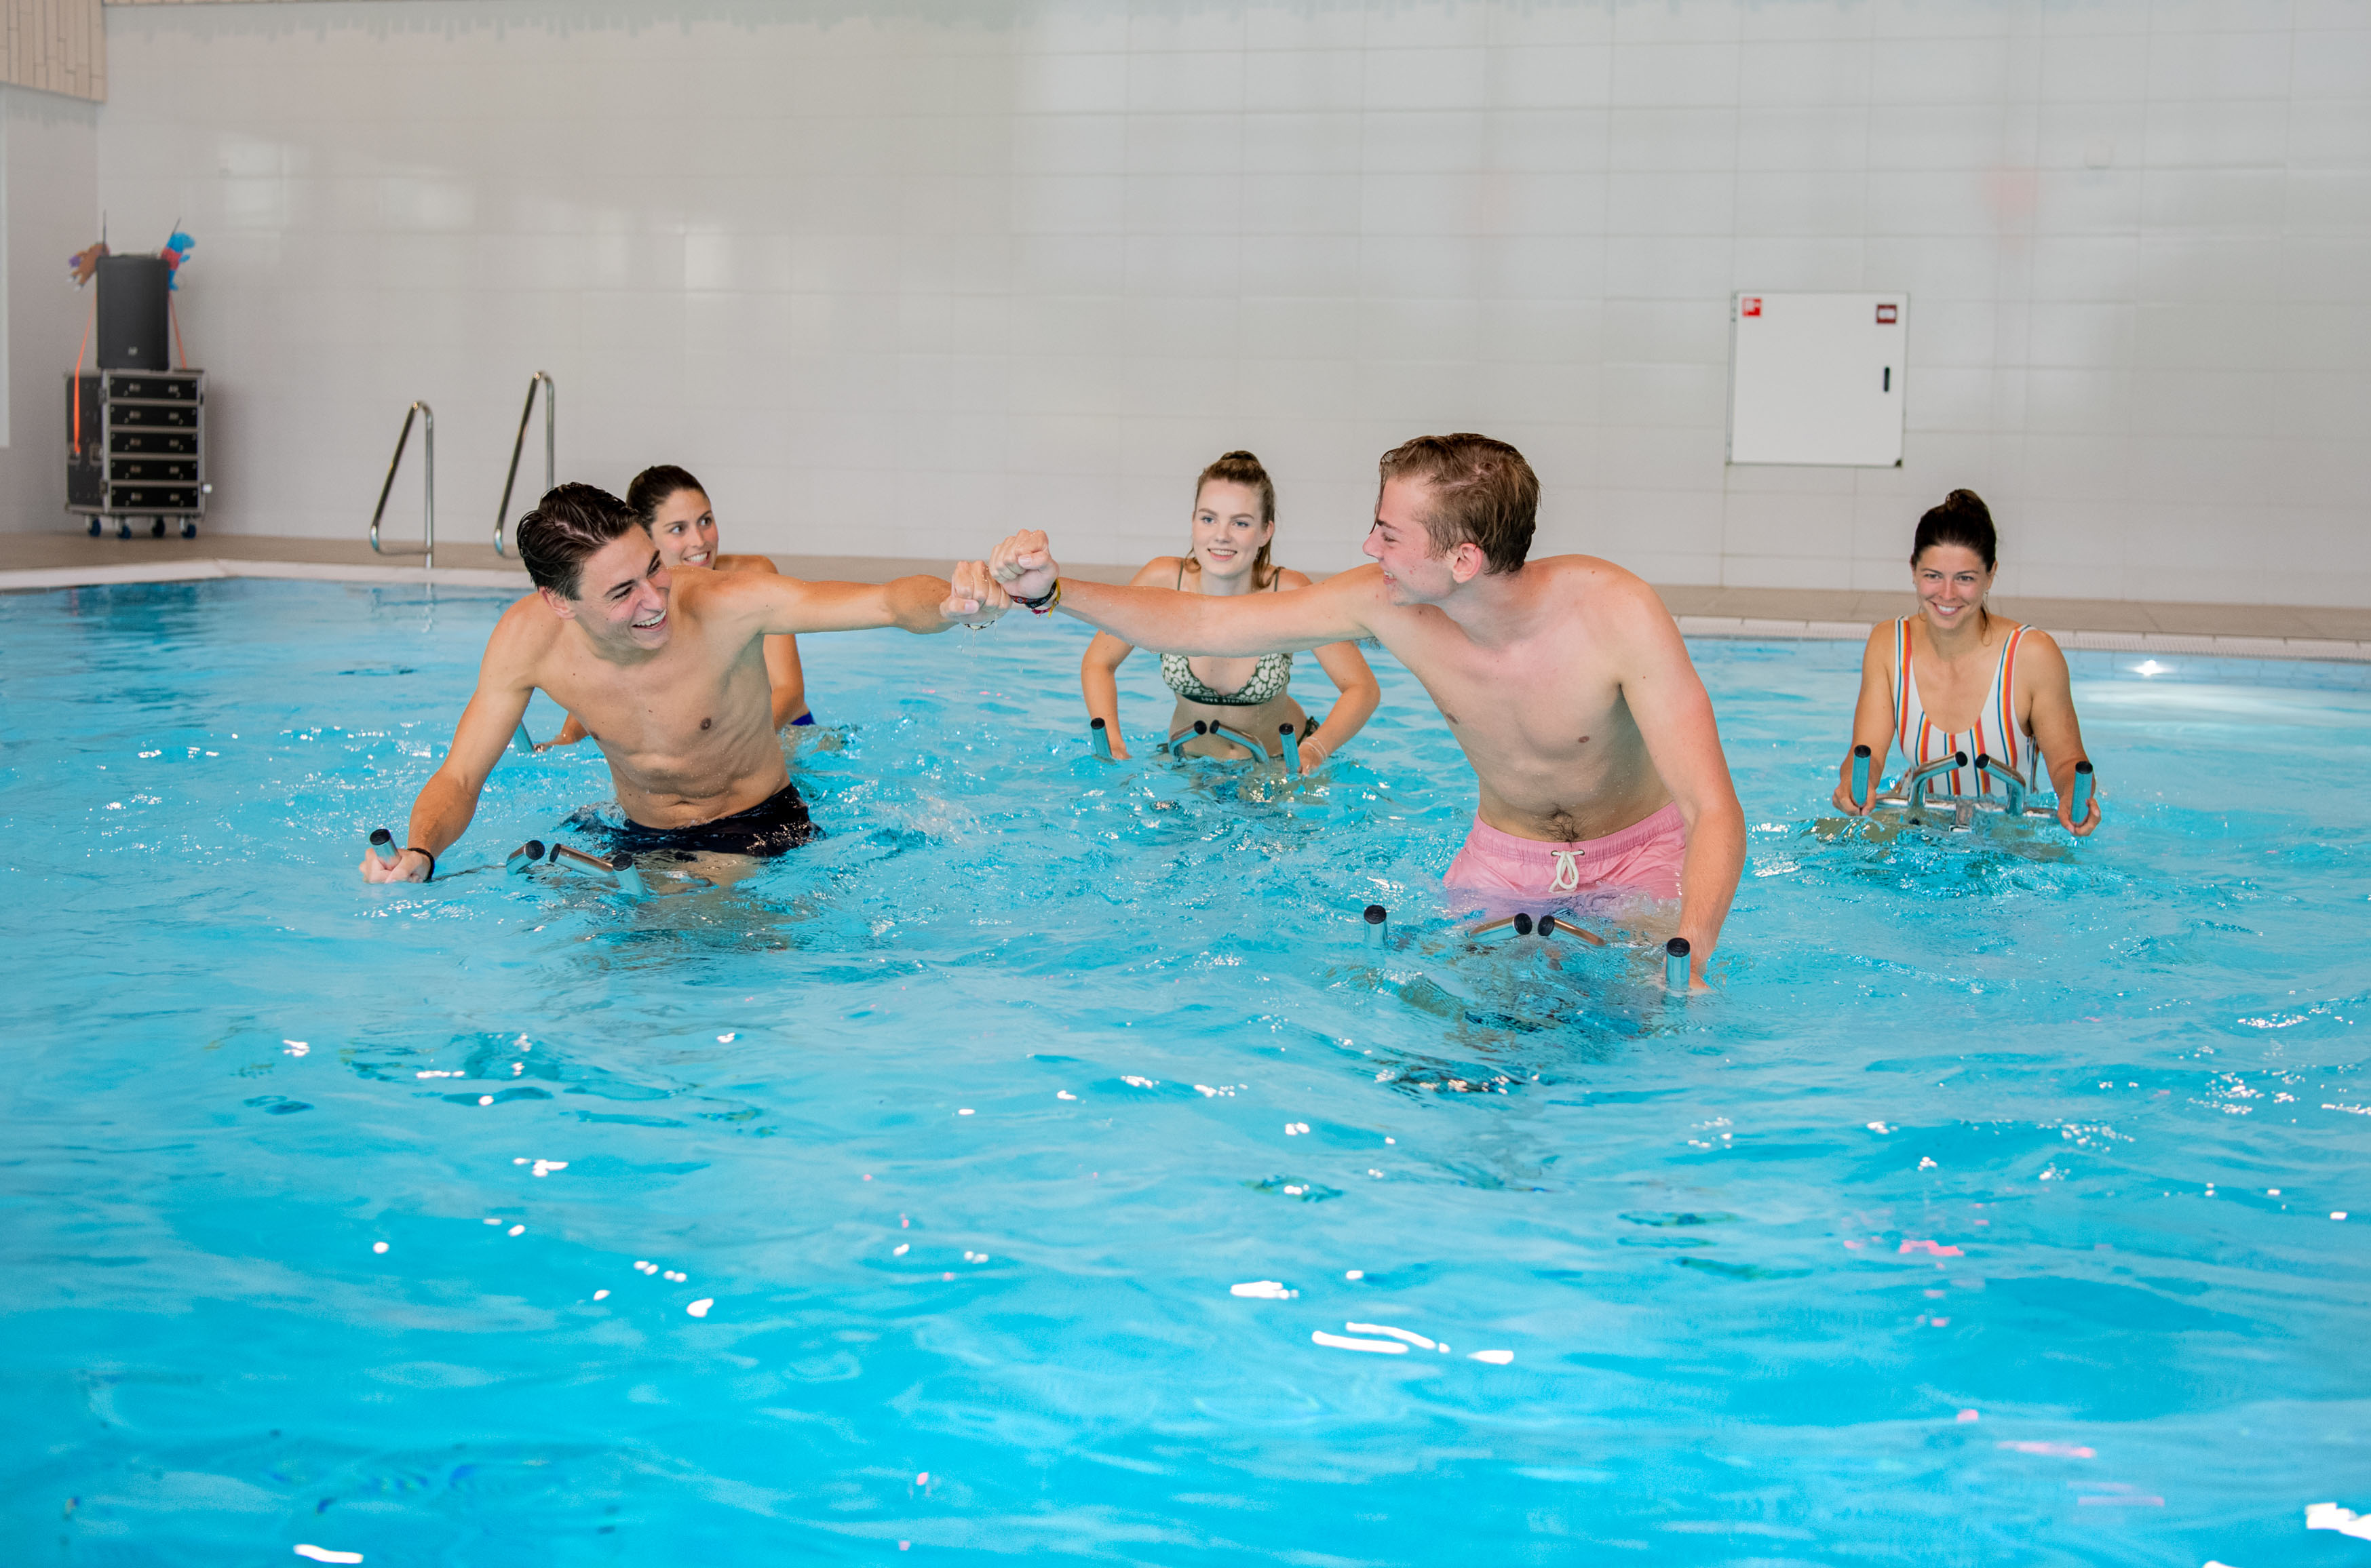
<box><xmin>1889</xmin><ymin>617</ymin><xmax>2039</xmax><ymax>798</ymax></box>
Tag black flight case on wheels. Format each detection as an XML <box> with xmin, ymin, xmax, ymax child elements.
<box><xmin>67</xmin><ymin>368</ymin><xmax>210</xmax><ymax>539</ymax></box>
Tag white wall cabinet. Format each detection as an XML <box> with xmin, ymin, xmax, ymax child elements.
<box><xmin>1727</xmin><ymin>293</ymin><xmax>1908</xmax><ymax>469</ymax></box>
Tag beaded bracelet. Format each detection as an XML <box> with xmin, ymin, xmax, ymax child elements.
<box><xmin>1014</xmin><ymin>578</ymin><xmax>1062</xmax><ymax>615</ymax></box>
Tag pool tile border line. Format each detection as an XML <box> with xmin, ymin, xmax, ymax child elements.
<box><xmin>6</xmin><ymin>561</ymin><xmax>2366</xmax><ymax>663</ymax></box>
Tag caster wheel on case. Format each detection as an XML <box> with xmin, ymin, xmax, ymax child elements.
<box><xmin>87</xmin><ymin>517</ymin><xmax>102</xmax><ymax>538</ymax></box>
<box><xmin>180</xmin><ymin>521</ymin><xmax>197</xmax><ymax>540</ymax></box>
<box><xmin>117</xmin><ymin>520</ymin><xmax>132</xmax><ymax>541</ymax></box>
<box><xmin>150</xmin><ymin>517</ymin><xmax>166</xmax><ymax>538</ymax></box>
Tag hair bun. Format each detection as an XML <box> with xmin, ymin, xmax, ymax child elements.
<box><xmin>1912</xmin><ymin>488</ymin><xmax>1997</xmax><ymax>572</ymax></box>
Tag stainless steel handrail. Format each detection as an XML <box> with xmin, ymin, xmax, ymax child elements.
<box><xmin>493</xmin><ymin>371</ymin><xmax>555</xmax><ymax>557</ymax></box>
<box><xmin>368</xmin><ymin>401</ymin><xmax>435</xmax><ymax>567</ymax></box>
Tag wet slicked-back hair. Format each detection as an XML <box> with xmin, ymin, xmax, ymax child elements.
<box><xmin>1912</xmin><ymin>488</ymin><xmax>1996</xmax><ymax>570</ymax></box>
<box><xmin>1376</xmin><ymin>433</ymin><xmax>1539</xmax><ymax>574</ymax></box>
<box><xmin>625</xmin><ymin>464</ymin><xmax>706</xmax><ymax>526</ymax></box>
<box><xmin>516</xmin><ymin>483</ymin><xmax>644</xmax><ymax>600</ymax></box>
<box><xmin>1192</xmin><ymin>450</ymin><xmax>1279</xmax><ymax>585</ymax></box>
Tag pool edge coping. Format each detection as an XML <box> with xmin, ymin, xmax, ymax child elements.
<box><xmin>0</xmin><ymin>557</ymin><xmax>531</xmax><ymax>593</ymax></box>
<box><xmin>5</xmin><ymin>560</ymin><xmax>2366</xmax><ymax>663</ymax></box>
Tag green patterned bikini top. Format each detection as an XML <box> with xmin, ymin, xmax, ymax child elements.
<box><xmin>1158</xmin><ymin>560</ymin><xmax>1293</xmax><ymax>707</ymax></box>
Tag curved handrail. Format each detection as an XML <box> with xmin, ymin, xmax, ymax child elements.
<box><xmin>493</xmin><ymin>371</ymin><xmax>555</xmax><ymax>557</ymax></box>
<box><xmin>368</xmin><ymin>401</ymin><xmax>435</xmax><ymax>567</ymax></box>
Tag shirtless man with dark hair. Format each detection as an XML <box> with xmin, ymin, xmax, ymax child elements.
<box><xmin>359</xmin><ymin>482</ymin><xmax>1007</xmax><ymax>883</ymax></box>
<box><xmin>991</xmin><ymin>434</ymin><xmax>1746</xmax><ymax>987</ymax></box>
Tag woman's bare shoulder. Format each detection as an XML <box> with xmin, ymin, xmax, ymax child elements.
<box><xmin>718</xmin><ymin>552</ymin><xmax>781</xmax><ymax>576</ymax></box>
<box><xmin>1132</xmin><ymin>555</ymin><xmax>1187</xmax><ymax>587</ymax></box>
<box><xmin>2012</xmin><ymin>623</ymin><xmax>2067</xmax><ymax>668</ymax></box>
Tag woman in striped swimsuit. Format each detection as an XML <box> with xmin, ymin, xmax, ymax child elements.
<box><xmin>1832</xmin><ymin>490</ymin><xmax>2101</xmax><ymax>834</ymax></box>
<box><xmin>1080</xmin><ymin>450</ymin><xmax>1381</xmax><ymax>765</ymax></box>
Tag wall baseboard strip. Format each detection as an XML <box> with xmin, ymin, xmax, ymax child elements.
<box><xmin>1674</xmin><ymin>615</ymin><xmax>2371</xmax><ymax>664</ymax></box>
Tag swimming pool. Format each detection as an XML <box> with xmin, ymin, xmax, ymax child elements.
<box><xmin>5</xmin><ymin>579</ymin><xmax>2366</xmax><ymax>1565</ymax></box>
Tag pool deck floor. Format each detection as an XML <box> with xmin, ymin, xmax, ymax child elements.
<box><xmin>6</xmin><ymin>530</ymin><xmax>2368</xmax><ymax>661</ymax></box>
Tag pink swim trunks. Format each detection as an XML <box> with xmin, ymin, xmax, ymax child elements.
<box><xmin>1444</xmin><ymin>802</ymin><xmax>1688</xmax><ymax>905</ymax></box>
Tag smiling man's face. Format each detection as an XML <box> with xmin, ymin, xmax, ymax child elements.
<box><xmin>1363</xmin><ymin>475</ymin><xmax>1488</xmax><ymax>606</ymax></box>
<box><xmin>545</xmin><ymin>529</ymin><xmax>672</xmax><ymax>653</ymax></box>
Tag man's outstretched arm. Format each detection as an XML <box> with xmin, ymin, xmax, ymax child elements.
<box><xmin>990</xmin><ymin>530</ymin><xmax>1372</xmax><ymax>654</ymax></box>
<box><xmin>710</xmin><ymin>562</ymin><xmax>1009</xmax><ymax>637</ymax></box>
<box><xmin>1611</xmin><ymin>583</ymin><xmax>1746</xmax><ymax>987</ymax></box>
<box><xmin>360</xmin><ymin>628</ymin><xmax>533</xmax><ymax>883</ymax></box>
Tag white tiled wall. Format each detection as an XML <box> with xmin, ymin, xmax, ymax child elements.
<box><xmin>68</xmin><ymin>0</ymin><xmax>2371</xmax><ymax>606</ymax></box>
<box><xmin>2</xmin><ymin>87</ymin><xmax>100</xmax><ymax>525</ymax></box>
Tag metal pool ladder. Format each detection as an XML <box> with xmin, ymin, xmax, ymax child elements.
<box><xmin>493</xmin><ymin>371</ymin><xmax>555</xmax><ymax>557</ymax></box>
<box><xmin>368</xmin><ymin>400</ymin><xmax>435</xmax><ymax>568</ymax></box>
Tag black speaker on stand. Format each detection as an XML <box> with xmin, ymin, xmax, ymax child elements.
<box><xmin>96</xmin><ymin>256</ymin><xmax>171</xmax><ymax>370</ymax></box>
<box><xmin>68</xmin><ymin>255</ymin><xmax>208</xmax><ymax>540</ymax></box>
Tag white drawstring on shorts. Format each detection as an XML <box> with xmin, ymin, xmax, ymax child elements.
<box><xmin>1549</xmin><ymin>849</ymin><xmax>1582</xmax><ymax>892</ymax></box>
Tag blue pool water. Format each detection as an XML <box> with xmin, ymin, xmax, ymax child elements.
<box><xmin>3</xmin><ymin>579</ymin><xmax>2368</xmax><ymax>1566</ymax></box>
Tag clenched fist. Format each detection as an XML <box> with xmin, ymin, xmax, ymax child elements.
<box><xmin>989</xmin><ymin>530</ymin><xmax>1060</xmax><ymax>604</ymax></box>
<box><xmin>940</xmin><ymin>560</ymin><xmax>1013</xmax><ymax>627</ymax></box>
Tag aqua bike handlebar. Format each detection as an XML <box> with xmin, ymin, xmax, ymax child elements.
<box><xmin>1465</xmin><ymin>910</ymin><xmax>1607</xmax><ymax>947</ymax></box>
<box><xmin>1867</xmin><ymin>750</ymin><xmax>2097</xmax><ymax>832</ymax></box>
<box><xmin>1851</xmin><ymin>744</ymin><xmax>1871</xmax><ymax>810</ymax></box>
<box><xmin>1665</xmin><ymin>937</ymin><xmax>1691</xmax><ymax>992</ymax></box>
<box><xmin>1281</xmin><ymin>722</ymin><xmax>1302</xmax><ymax>777</ymax></box>
<box><xmin>1896</xmin><ymin>750</ymin><xmax>1968</xmax><ymax>805</ymax></box>
<box><xmin>369</xmin><ymin>827</ymin><xmax>545</xmax><ymax>881</ymax></box>
<box><xmin>1089</xmin><ymin>717</ymin><xmax>1113</xmax><ymax>760</ymax></box>
<box><xmin>1471</xmin><ymin>912</ymin><xmax>1536</xmax><ymax>941</ymax></box>
<box><xmin>1364</xmin><ymin>903</ymin><xmax>1389</xmax><ymax>949</ymax></box>
<box><xmin>550</xmin><ymin>843</ymin><xmax>647</xmax><ymax>895</ymax></box>
<box><xmin>1208</xmin><ymin>719</ymin><xmax>1267</xmax><ymax>753</ymax></box>
<box><xmin>1969</xmin><ymin>753</ymin><xmax>2030</xmax><ymax>817</ymax></box>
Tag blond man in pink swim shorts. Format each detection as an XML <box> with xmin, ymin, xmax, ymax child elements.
<box><xmin>990</xmin><ymin>434</ymin><xmax>1746</xmax><ymax>987</ymax></box>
